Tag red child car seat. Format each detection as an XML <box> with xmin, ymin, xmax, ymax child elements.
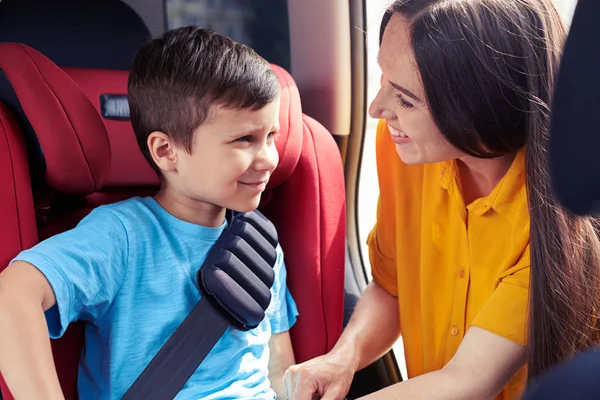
<box><xmin>0</xmin><ymin>2</ymin><xmax>345</xmax><ymax>398</ymax></box>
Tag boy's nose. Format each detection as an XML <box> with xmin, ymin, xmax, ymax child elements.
<box><xmin>255</xmin><ymin>145</ymin><xmax>279</xmax><ymax>172</ymax></box>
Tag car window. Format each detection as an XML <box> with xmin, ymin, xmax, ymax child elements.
<box><xmin>166</xmin><ymin>0</ymin><xmax>291</xmax><ymax>71</ymax></box>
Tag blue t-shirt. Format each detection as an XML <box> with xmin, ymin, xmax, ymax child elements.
<box><xmin>14</xmin><ymin>197</ymin><xmax>298</xmax><ymax>399</ymax></box>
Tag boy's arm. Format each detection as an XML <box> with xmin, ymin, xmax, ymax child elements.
<box><xmin>269</xmin><ymin>331</ymin><xmax>295</xmax><ymax>399</ymax></box>
<box><xmin>0</xmin><ymin>261</ymin><xmax>64</xmax><ymax>399</ymax></box>
<box><xmin>267</xmin><ymin>244</ymin><xmax>298</xmax><ymax>399</ymax></box>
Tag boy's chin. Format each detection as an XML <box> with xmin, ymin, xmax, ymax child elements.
<box><xmin>226</xmin><ymin>197</ymin><xmax>262</xmax><ymax>213</ymax></box>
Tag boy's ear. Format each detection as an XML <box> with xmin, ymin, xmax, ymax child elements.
<box><xmin>147</xmin><ymin>131</ymin><xmax>178</xmax><ymax>172</ymax></box>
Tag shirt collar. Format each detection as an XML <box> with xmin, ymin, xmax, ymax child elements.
<box><xmin>440</xmin><ymin>150</ymin><xmax>527</xmax><ymax>217</ymax></box>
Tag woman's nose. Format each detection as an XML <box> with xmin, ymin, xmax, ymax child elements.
<box><xmin>369</xmin><ymin>87</ymin><xmax>394</xmax><ymax>120</ymax></box>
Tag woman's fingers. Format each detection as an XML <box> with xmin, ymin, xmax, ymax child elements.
<box><xmin>284</xmin><ymin>354</ymin><xmax>354</xmax><ymax>400</ymax></box>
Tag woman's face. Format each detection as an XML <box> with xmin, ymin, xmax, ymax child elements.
<box><xmin>369</xmin><ymin>13</ymin><xmax>464</xmax><ymax>165</ymax></box>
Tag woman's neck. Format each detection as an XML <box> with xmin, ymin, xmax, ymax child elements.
<box><xmin>456</xmin><ymin>153</ymin><xmax>516</xmax><ymax>205</ymax></box>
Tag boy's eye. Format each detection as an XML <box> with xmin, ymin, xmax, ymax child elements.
<box><xmin>234</xmin><ymin>132</ymin><xmax>278</xmax><ymax>143</ymax></box>
<box><xmin>235</xmin><ymin>135</ymin><xmax>252</xmax><ymax>143</ymax></box>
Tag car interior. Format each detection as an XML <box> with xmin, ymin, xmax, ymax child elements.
<box><xmin>0</xmin><ymin>0</ymin><xmax>405</xmax><ymax>398</ymax></box>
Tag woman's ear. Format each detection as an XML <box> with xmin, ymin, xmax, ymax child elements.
<box><xmin>147</xmin><ymin>131</ymin><xmax>178</xmax><ymax>172</ymax></box>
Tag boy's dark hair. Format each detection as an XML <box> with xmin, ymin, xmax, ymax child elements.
<box><xmin>128</xmin><ymin>26</ymin><xmax>280</xmax><ymax>172</ymax></box>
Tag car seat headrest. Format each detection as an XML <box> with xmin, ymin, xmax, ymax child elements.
<box><xmin>64</xmin><ymin>68</ymin><xmax>160</xmax><ymax>189</ymax></box>
<box><xmin>268</xmin><ymin>65</ymin><xmax>303</xmax><ymax>188</ymax></box>
<box><xmin>0</xmin><ymin>0</ymin><xmax>151</xmax><ymax>70</ymax></box>
<box><xmin>0</xmin><ymin>43</ymin><xmax>111</xmax><ymax>195</ymax></box>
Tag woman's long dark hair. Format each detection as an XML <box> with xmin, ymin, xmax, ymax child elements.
<box><xmin>381</xmin><ymin>0</ymin><xmax>600</xmax><ymax>380</ymax></box>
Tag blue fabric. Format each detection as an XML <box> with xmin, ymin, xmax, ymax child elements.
<box><xmin>13</xmin><ymin>197</ymin><xmax>298</xmax><ymax>400</ymax></box>
<box><xmin>522</xmin><ymin>348</ymin><xmax>600</xmax><ymax>400</ymax></box>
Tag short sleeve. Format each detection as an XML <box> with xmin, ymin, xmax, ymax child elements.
<box><xmin>368</xmin><ymin>215</ymin><xmax>398</xmax><ymax>296</ymax></box>
<box><xmin>12</xmin><ymin>208</ymin><xmax>129</xmax><ymax>338</ymax></box>
<box><xmin>266</xmin><ymin>244</ymin><xmax>299</xmax><ymax>334</ymax></box>
<box><xmin>471</xmin><ymin>245</ymin><xmax>530</xmax><ymax>346</ymax></box>
<box><xmin>367</xmin><ymin>120</ymin><xmax>400</xmax><ymax>297</ymax></box>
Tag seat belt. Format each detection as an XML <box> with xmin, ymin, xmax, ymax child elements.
<box><xmin>122</xmin><ymin>210</ymin><xmax>279</xmax><ymax>400</ymax></box>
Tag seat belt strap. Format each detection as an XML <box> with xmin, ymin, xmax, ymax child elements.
<box><xmin>121</xmin><ymin>297</ymin><xmax>229</xmax><ymax>400</ymax></box>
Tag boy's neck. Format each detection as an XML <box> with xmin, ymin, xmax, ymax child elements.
<box><xmin>154</xmin><ymin>188</ymin><xmax>226</xmax><ymax>228</ymax></box>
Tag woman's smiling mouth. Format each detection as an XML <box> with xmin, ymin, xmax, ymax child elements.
<box><xmin>388</xmin><ymin>124</ymin><xmax>412</xmax><ymax>144</ymax></box>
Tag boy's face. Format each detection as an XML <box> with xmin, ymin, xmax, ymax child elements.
<box><xmin>170</xmin><ymin>98</ymin><xmax>281</xmax><ymax>213</ymax></box>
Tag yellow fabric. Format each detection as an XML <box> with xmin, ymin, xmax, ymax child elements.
<box><xmin>368</xmin><ymin>120</ymin><xmax>530</xmax><ymax>400</ymax></box>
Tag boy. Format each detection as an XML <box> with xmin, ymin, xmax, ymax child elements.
<box><xmin>0</xmin><ymin>26</ymin><xmax>297</xmax><ymax>399</ymax></box>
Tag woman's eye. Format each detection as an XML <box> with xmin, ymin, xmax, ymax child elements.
<box><xmin>395</xmin><ymin>93</ymin><xmax>414</xmax><ymax>109</ymax></box>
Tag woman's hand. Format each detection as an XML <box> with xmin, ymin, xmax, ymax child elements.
<box><xmin>284</xmin><ymin>349</ymin><xmax>358</xmax><ymax>400</ymax></box>
<box><xmin>284</xmin><ymin>282</ymin><xmax>401</xmax><ymax>400</ymax></box>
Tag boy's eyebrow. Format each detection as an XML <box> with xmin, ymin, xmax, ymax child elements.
<box><xmin>230</xmin><ymin>125</ymin><xmax>280</xmax><ymax>136</ymax></box>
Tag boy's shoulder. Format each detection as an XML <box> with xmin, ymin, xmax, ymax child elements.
<box><xmin>97</xmin><ymin>196</ymin><xmax>150</xmax><ymax>214</ymax></box>
<box><xmin>84</xmin><ymin>196</ymin><xmax>156</xmax><ymax>232</ymax></box>
<box><xmin>90</xmin><ymin>197</ymin><xmax>152</xmax><ymax>224</ymax></box>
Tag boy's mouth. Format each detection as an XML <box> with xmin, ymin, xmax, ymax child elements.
<box><xmin>239</xmin><ymin>180</ymin><xmax>269</xmax><ymax>190</ymax></box>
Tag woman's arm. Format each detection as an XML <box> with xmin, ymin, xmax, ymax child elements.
<box><xmin>284</xmin><ymin>281</ymin><xmax>400</xmax><ymax>400</ymax></box>
<box><xmin>359</xmin><ymin>326</ymin><xmax>526</xmax><ymax>400</ymax></box>
<box><xmin>329</xmin><ymin>281</ymin><xmax>401</xmax><ymax>372</ymax></box>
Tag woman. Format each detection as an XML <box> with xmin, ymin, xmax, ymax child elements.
<box><xmin>284</xmin><ymin>0</ymin><xmax>600</xmax><ymax>399</ymax></box>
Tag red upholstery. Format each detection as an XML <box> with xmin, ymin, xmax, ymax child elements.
<box><xmin>0</xmin><ymin>43</ymin><xmax>111</xmax><ymax>195</ymax></box>
<box><xmin>262</xmin><ymin>113</ymin><xmax>346</xmax><ymax>362</ymax></box>
<box><xmin>267</xmin><ymin>65</ymin><xmax>303</xmax><ymax>188</ymax></box>
<box><xmin>0</xmin><ymin>104</ymin><xmax>37</xmax><ymax>265</ymax></box>
<box><xmin>64</xmin><ymin>68</ymin><xmax>160</xmax><ymax>189</ymax></box>
<box><xmin>0</xmin><ymin>43</ymin><xmax>345</xmax><ymax>398</ymax></box>
<box><xmin>265</xmin><ymin>65</ymin><xmax>346</xmax><ymax>362</ymax></box>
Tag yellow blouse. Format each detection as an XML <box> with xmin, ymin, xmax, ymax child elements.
<box><xmin>367</xmin><ymin>120</ymin><xmax>530</xmax><ymax>399</ymax></box>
